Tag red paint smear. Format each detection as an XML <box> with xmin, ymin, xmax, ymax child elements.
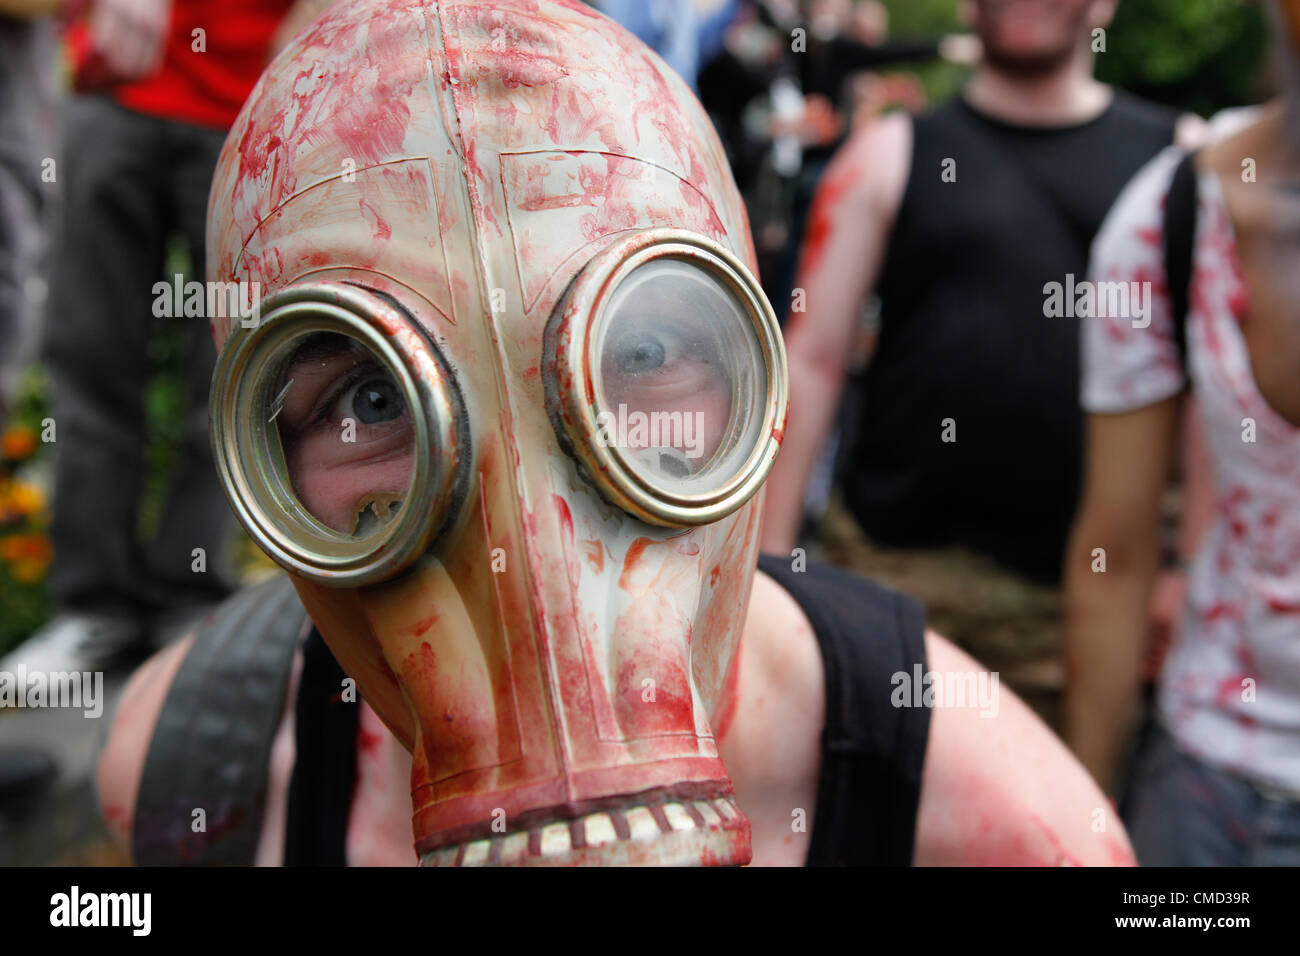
<box><xmin>482</xmin><ymin>45</ymin><xmax>568</xmax><ymax>91</ymax></box>
<box><xmin>618</xmin><ymin>537</ymin><xmax>654</xmax><ymax>591</ymax></box>
<box><xmin>359</xmin><ymin>198</ymin><xmax>392</xmax><ymax>242</ymax></box>
<box><xmin>581</xmin><ymin>538</ymin><xmax>604</xmax><ymax>573</ymax></box>
<box><xmin>712</xmin><ymin>639</ymin><xmax>743</xmax><ymax>745</ymax></box>
<box><xmin>615</xmin><ymin>653</ymin><xmax>694</xmax><ymax>735</ymax></box>
<box><xmin>358</xmin><ymin>726</ymin><xmax>383</xmax><ymax>757</ymax></box>
<box><xmin>102</xmin><ymin>804</ymin><xmax>129</xmax><ymax>833</ymax></box>
<box><xmin>1028</xmin><ymin>812</ymin><xmax>1084</xmax><ymax>867</ymax></box>
<box><xmin>1203</xmin><ymin>602</ymin><xmax>1241</xmax><ymax>622</ymax></box>
<box><xmin>1102</xmin><ymin>835</ymin><xmax>1136</xmax><ymax>866</ymax></box>
<box><xmin>1214</xmin><ymin>674</ymin><xmax>1248</xmax><ymax>707</ymax></box>
<box><xmin>554</xmin><ymin>494</ymin><xmax>573</xmax><ymax>538</ymax></box>
<box><xmin>793</xmin><ymin>158</ymin><xmax>860</xmax><ymax>288</ymax></box>
<box><xmin>409</xmin><ymin>611</ymin><xmax>439</xmax><ymax>637</ymax></box>
<box><xmin>401</xmin><ymin>641</ymin><xmax>439</xmax><ymax>688</ymax></box>
<box><xmin>233</xmin><ymin>9</ymin><xmax>417</xmax><ymax>222</ymax></box>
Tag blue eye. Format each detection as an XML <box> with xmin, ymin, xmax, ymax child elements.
<box><xmin>348</xmin><ymin>378</ymin><xmax>404</xmax><ymax>424</ymax></box>
<box><xmin>615</xmin><ymin>337</ymin><xmax>666</xmax><ymax>374</ymax></box>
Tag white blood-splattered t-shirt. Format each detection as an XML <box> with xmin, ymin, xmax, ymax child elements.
<box><xmin>1082</xmin><ymin>145</ymin><xmax>1300</xmax><ymax>793</ymax></box>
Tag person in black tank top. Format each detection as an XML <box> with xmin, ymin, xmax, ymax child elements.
<box><xmin>762</xmin><ymin>0</ymin><xmax>1190</xmax><ymax>586</ymax></box>
<box><xmin>760</xmin><ymin>1</ymin><xmax>1196</xmax><ymax>732</ymax></box>
<box><xmin>850</xmin><ymin>92</ymin><xmax>1178</xmax><ymax>581</ymax></box>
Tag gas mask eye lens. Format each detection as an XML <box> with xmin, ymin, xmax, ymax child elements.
<box><xmin>596</xmin><ymin>259</ymin><xmax>761</xmax><ymax>490</ymax></box>
<box><xmin>211</xmin><ymin>282</ymin><xmax>468</xmax><ymax>586</ymax></box>
<box><xmin>267</xmin><ymin>331</ymin><xmax>416</xmax><ymax>538</ymax></box>
<box><xmin>545</xmin><ymin>231</ymin><xmax>788</xmax><ymax>527</ymax></box>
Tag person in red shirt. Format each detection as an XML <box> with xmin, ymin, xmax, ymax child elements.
<box><xmin>7</xmin><ymin>0</ymin><xmax>326</xmax><ymax>675</ymax></box>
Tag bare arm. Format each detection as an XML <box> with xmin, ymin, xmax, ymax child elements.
<box><xmin>1063</xmin><ymin>399</ymin><xmax>1181</xmax><ymax>793</ymax></box>
<box><xmin>759</xmin><ymin>112</ymin><xmax>911</xmax><ymax>554</ymax></box>
<box><xmin>914</xmin><ymin>632</ymin><xmax>1135</xmax><ymax>866</ymax></box>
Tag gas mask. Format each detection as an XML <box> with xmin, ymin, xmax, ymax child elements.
<box><xmin>207</xmin><ymin>0</ymin><xmax>787</xmax><ymax>866</ymax></box>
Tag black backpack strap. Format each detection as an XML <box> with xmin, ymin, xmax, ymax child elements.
<box><xmin>1164</xmin><ymin>150</ymin><xmax>1200</xmax><ymax>374</ymax></box>
<box><xmin>283</xmin><ymin>627</ymin><xmax>360</xmax><ymax>866</ymax></box>
<box><xmin>133</xmin><ymin>575</ymin><xmax>309</xmax><ymax>865</ymax></box>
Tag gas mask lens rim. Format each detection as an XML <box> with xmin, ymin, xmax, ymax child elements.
<box><xmin>210</xmin><ymin>282</ymin><xmax>464</xmax><ymax>586</ymax></box>
<box><xmin>546</xmin><ymin>230</ymin><xmax>788</xmax><ymax>527</ymax></box>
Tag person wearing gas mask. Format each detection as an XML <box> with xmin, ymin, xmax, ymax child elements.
<box><xmin>97</xmin><ymin>0</ymin><xmax>1131</xmax><ymax>866</ymax></box>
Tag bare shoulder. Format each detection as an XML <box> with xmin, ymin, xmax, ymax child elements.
<box><xmin>743</xmin><ymin>567</ymin><xmax>821</xmax><ymax>697</ymax></box>
<box><xmin>729</xmin><ymin>569</ymin><xmax>825</xmax><ymax>743</ymax></box>
<box><xmin>914</xmin><ymin>632</ymin><xmax>1136</xmax><ymax>866</ymax></box>
<box><xmin>721</xmin><ymin>568</ymin><xmax>825</xmax><ymax>865</ymax></box>
<box><xmin>96</xmin><ymin>634</ymin><xmax>196</xmax><ymax>844</ymax></box>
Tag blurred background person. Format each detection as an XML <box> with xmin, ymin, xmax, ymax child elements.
<box><xmin>0</xmin><ymin>0</ymin><xmax>57</xmax><ymax>426</ymax></box>
<box><xmin>759</xmin><ymin>0</ymin><xmax>1204</xmax><ymax>726</ymax></box>
<box><xmin>3</xmin><ymin>0</ymin><xmax>325</xmax><ymax>676</ymax></box>
<box><xmin>0</xmin><ymin>0</ymin><xmax>62</xmax><ymax>827</ymax></box>
<box><xmin>1066</xmin><ymin>0</ymin><xmax>1300</xmax><ymax>865</ymax></box>
<box><xmin>0</xmin><ymin>0</ymin><xmax>335</xmax><ymax>866</ymax></box>
<box><xmin>697</xmin><ymin>0</ymin><xmax>974</xmax><ymax>308</ymax></box>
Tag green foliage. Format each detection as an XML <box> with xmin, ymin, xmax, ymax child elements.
<box><xmin>0</xmin><ymin>561</ymin><xmax>50</xmax><ymax>657</ymax></box>
<box><xmin>879</xmin><ymin>0</ymin><xmax>967</xmax><ymax>104</ymax></box>
<box><xmin>1096</xmin><ymin>0</ymin><xmax>1270</xmax><ymax>117</ymax></box>
<box><xmin>880</xmin><ymin>0</ymin><xmax>960</xmax><ymax>35</ymax></box>
<box><xmin>137</xmin><ymin>239</ymin><xmax>192</xmax><ymax>543</ymax></box>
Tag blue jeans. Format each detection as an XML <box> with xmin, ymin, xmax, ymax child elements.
<box><xmin>1125</xmin><ymin>722</ymin><xmax>1300</xmax><ymax>866</ymax></box>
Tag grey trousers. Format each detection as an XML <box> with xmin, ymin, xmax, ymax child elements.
<box><xmin>0</xmin><ymin>164</ymin><xmax>43</xmax><ymax>415</ymax></box>
<box><xmin>40</xmin><ymin>95</ymin><xmax>235</xmax><ymax>620</ymax></box>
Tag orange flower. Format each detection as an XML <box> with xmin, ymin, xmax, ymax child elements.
<box><xmin>9</xmin><ymin>557</ymin><xmax>49</xmax><ymax>583</ymax></box>
<box><xmin>1</xmin><ymin>426</ymin><xmax>37</xmax><ymax>461</ymax></box>
<box><xmin>0</xmin><ymin>480</ymin><xmax>44</xmax><ymax>517</ymax></box>
<box><xmin>0</xmin><ymin>533</ymin><xmax>51</xmax><ymax>563</ymax></box>
<box><xmin>3</xmin><ymin>536</ymin><xmax>51</xmax><ymax>582</ymax></box>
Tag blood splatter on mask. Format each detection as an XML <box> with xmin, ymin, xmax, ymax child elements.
<box><xmin>207</xmin><ymin>0</ymin><xmax>787</xmax><ymax>865</ymax></box>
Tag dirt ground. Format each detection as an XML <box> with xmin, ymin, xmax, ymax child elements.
<box><xmin>815</xmin><ymin>498</ymin><xmax>1067</xmax><ymax>732</ymax></box>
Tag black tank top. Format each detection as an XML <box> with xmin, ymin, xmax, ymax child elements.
<box><xmin>756</xmin><ymin>554</ymin><xmax>930</xmax><ymax>866</ymax></box>
<box><xmin>841</xmin><ymin>92</ymin><xmax>1177</xmax><ymax>582</ymax></box>
<box><xmin>284</xmin><ymin>559</ymin><xmax>931</xmax><ymax>867</ymax></box>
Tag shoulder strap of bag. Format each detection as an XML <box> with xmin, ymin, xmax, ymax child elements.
<box><xmin>1164</xmin><ymin>149</ymin><xmax>1200</xmax><ymax>374</ymax></box>
<box><xmin>133</xmin><ymin>575</ymin><xmax>308</xmax><ymax>865</ymax></box>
